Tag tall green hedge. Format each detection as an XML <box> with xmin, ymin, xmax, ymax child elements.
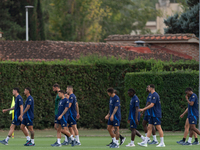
<box><xmin>124</xmin><ymin>70</ymin><xmax>199</xmax><ymax>131</ymax></box>
<box><xmin>0</xmin><ymin>58</ymin><xmax>199</xmax><ymax>129</ymax></box>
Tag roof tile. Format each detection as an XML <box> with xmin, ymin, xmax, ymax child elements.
<box><xmin>0</xmin><ymin>41</ymin><xmax>191</xmax><ymax>62</ymax></box>
<box><xmin>105</xmin><ymin>34</ymin><xmax>198</xmax><ymax>41</ymax></box>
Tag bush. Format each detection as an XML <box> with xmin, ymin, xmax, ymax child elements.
<box><xmin>0</xmin><ymin>57</ymin><xmax>199</xmax><ymax>129</ymax></box>
<box><xmin>124</xmin><ymin>70</ymin><xmax>199</xmax><ymax>131</ymax></box>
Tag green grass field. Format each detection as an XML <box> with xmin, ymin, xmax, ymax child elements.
<box><xmin>0</xmin><ymin>129</ymin><xmax>199</xmax><ymax>150</ymax></box>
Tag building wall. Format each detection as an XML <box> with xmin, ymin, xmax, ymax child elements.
<box><xmin>153</xmin><ymin>43</ymin><xmax>199</xmax><ymax>61</ymax></box>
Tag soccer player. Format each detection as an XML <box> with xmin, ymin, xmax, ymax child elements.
<box><xmin>0</xmin><ymin>88</ymin><xmax>28</xmax><ymax>145</ymax></box>
<box><xmin>105</xmin><ymin>87</ymin><xmax>121</xmax><ymax>148</ymax></box>
<box><xmin>141</xmin><ymin>85</ymin><xmax>158</xmax><ymax>144</ymax></box>
<box><xmin>176</xmin><ymin>109</ymin><xmax>199</xmax><ymax>145</ymax></box>
<box><xmin>126</xmin><ymin>88</ymin><xmax>145</xmax><ymax>147</ymax></box>
<box><xmin>182</xmin><ymin>88</ymin><xmax>200</xmax><ymax>143</ymax></box>
<box><xmin>51</xmin><ymin>90</ymin><xmax>76</xmax><ymax>147</ymax></box>
<box><xmin>19</xmin><ymin>87</ymin><xmax>35</xmax><ymax>146</ymax></box>
<box><xmin>62</xmin><ymin>92</ymin><xmax>75</xmax><ymax>145</ymax></box>
<box><xmin>53</xmin><ymin>83</ymin><xmax>61</xmax><ymax>131</ymax></box>
<box><xmin>66</xmin><ymin>85</ymin><xmax>81</xmax><ymax>145</ymax></box>
<box><xmin>138</xmin><ymin>84</ymin><xmax>165</xmax><ymax>147</ymax></box>
<box><xmin>106</xmin><ymin>90</ymin><xmax>126</xmax><ymax>146</ymax></box>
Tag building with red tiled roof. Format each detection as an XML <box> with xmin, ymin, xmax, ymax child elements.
<box><xmin>105</xmin><ymin>34</ymin><xmax>199</xmax><ymax>61</ymax></box>
<box><xmin>0</xmin><ymin>40</ymin><xmax>191</xmax><ymax>62</ymax></box>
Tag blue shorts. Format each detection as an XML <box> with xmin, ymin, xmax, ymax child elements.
<box><xmin>143</xmin><ymin>115</ymin><xmax>151</xmax><ymax>123</ymax></box>
<box><xmin>12</xmin><ymin>118</ymin><xmax>21</xmax><ymax>126</ymax></box>
<box><xmin>57</xmin><ymin>116</ymin><xmax>68</xmax><ymax>127</ymax></box>
<box><xmin>107</xmin><ymin>118</ymin><xmax>120</xmax><ymax>127</ymax></box>
<box><xmin>68</xmin><ymin>115</ymin><xmax>77</xmax><ymax>127</ymax></box>
<box><xmin>188</xmin><ymin>116</ymin><xmax>197</xmax><ymax>125</ymax></box>
<box><xmin>149</xmin><ymin>117</ymin><xmax>161</xmax><ymax>125</ymax></box>
<box><xmin>22</xmin><ymin>118</ymin><xmax>33</xmax><ymax>126</ymax></box>
<box><xmin>130</xmin><ymin>119</ymin><xmax>138</xmax><ymax>129</ymax></box>
<box><xmin>54</xmin><ymin>115</ymin><xmax>58</xmax><ymax>124</ymax></box>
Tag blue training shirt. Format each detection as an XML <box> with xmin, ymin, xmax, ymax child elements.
<box><xmin>188</xmin><ymin>93</ymin><xmax>199</xmax><ymax>118</ymax></box>
<box><xmin>150</xmin><ymin>92</ymin><xmax>162</xmax><ymax>118</ymax></box>
<box><xmin>14</xmin><ymin>95</ymin><xmax>23</xmax><ymax>120</ymax></box>
<box><xmin>109</xmin><ymin>95</ymin><xmax>121</xmax><ymax>121</ymax></box>
<box><xmin>128</xmin><ymin>95</ymin><xmax>140</xmax><ymax>121</ymax></box>
<box><xmin>145</xmin><ymin>93</ymin><xmax>151</xmax><ymax>116</ymax></box>
<box><xmin>58</xmin><ymin>98</ymin><xmax>70</xmax><ymax>119</ymax></box>
<box><xmin>69</xmin><ymin>93</ymin><xmax>77</xmax><ymax>117</ymax></box>
<box><xmin>23</xmin><ymin>95</ymin><xmax>34</xmax><ymax>119</ymax></box>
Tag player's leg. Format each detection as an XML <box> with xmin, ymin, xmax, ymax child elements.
<box><xmin>68</xmin><ymin>127</ymin><xmax>75</xmax><ymax>137</ymax></box>
<box><xmin>106</xmin><ymin>126</ymin><xmax>115</xmax><ymax>146</ymax></box>
<box><xmin>155</xmin><ymin>125</ymin><xmax>165</xmax><ymax>147</ymax></box>
<box><xmin>138</xmin><ymin>124</ymin><xmax>153</xmax><ymax>147</ymax></box>
<box><xmin>135</xmin><ymin>130</ymin><xmax>145</xmax><ymax>141</ymax></box>
<box><xmin>126</xmin><ymin>128</ymin><xmax>136</xmax><ymax>147</ymax></box>
<box><xmin>27</xmin><ymin>125</ymin><xmax>35</xmax><ymax>146</ymax></box>
<box><xmin>142</xmin><ymin>119</ymin><xmax>148</xmax><ymax>136</ymax></box>
<box><xmin>20</xmin><ymin>120</ymin><xmax>31</xmax><ymax>145</ymax></box>
<box><xmin>177</xmin><ymin>118</ymin><xmax>189</xmax><ymax>144</ymax></box>
<box><xmin>107</xmin><ymin>125</ymin><xmax>115</xmax><ymax>138</ymax></box>
<box><xmin>54</xmin><ymin>123</ymin><xmax>58</xmax><ymax>130</ymax></box>
<box><xmin>189</xmin><ymin>116</ymin><xmax>200</xmax><ymax>135</ymax></box>
<box><xmin>72</xmin><ymin>124</ymin><xmax>80</xmax><ymax>144</ymax></box>
<box><xmin>127</xmin><ymin>120</ymin><xmax>141</xmax><ymax>147</ymax></box>
<box><xmin>61</xmin><ymin>126</ymin><xmax>73</xmax><ymax>145</ymax></box>
<box><xmin>150</xmin><ymin>126</ymin><xmax>158</xmax><ymax>144</ymax></box>
<box><xmin>111</xmin><ymin>126</ymin><xmax>120</xmax><ymax>148</ymax></box>
<box><xmin>68</xmin><ymin>115</ymin><xmax>80</xmax><ymax>145</ymax></box>
<box><xmin>112</xmin><ymin>126</ymin><xmax>126</xmax><ymax>146</ymax></box>
<box><xmin>143</xmin><ymin>115</ymin><xmax>158</xmax><ymax>144</ymax></box>
<box><xmin>183</xmin><ymin>129</ymin><xmax>193</xmax><ymax>145</ymax></box>
<box><xmin>52</xmin><ymin>124</ymin><xmax>62</xmax><ymax>147</ymax></box>
<box><xmin>192</xmin><ymin>131</ymin><xmax>199</xmax><ymax>145</ymax></box>
<box><xmin>190</xmin><ymin>124</ymin><xmax>200</xmax><ymax>135</ymax></box>
<box><xmin>0</xmin><ymin>124</ymin><xmax>16</xmax><ymax>145</ymax></box>
<box><xmin>61</xmin><ymin>126</ymin><xmax>76</xmax><ymax>146</ymax></box>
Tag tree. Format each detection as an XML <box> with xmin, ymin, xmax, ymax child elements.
<box><xmin>0</xmin><ymin>0</ymin><xmax>25</xmax><ymax>40</ymax></box>
<box><xmin>36</xmin><ymin>0</ymin><xmax>45</xmax><ymax>40</ymax></box>
<box><xmin>164</xmin><ymin>0</ymin><xmax>199</xmax><ymax>37</ymax></box>
<box><xmin>46</xmin><ymin>0</ymin><xmax>159</xmax><ymax>42</ymax></box>
<box><xmin>0</xmin><ymin>0</ymin><xmax>45</xmax><ymax>40</ymax></box>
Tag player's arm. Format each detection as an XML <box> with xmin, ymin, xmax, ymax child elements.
<box><xmin>61</xmin><ymin>107</ymin><xmax>69</xmax><ymax>116</ymax></box>
<box><xmin>18</xmin><ymin>105</ymin><xmax>24</xmax><ymax>121</ymax></box>
<box><xmin>68</xmin><ymin>97</ymin><xmax>73</xmax><ymax>108</ymax></box>
<box><xmin>22</xmin><ymin>105</ymin><xmax>30</xmax><ymax>115</ymax></box>
<box><xmin>135</xmin><ymin>106</ymin><xmax>139</xmax><ymax>125</ymax></box>
<box><xmin>2</xmin><ymin>106</ymin><xmax>15</xmax><ymax>113</ymax></box>
<box><xmin>76</xmin><ymin>102</ymin><xmax>80</xmax><ymax>119</ymax></box>
<box><xmin>110</xmin><ymin>106</ymin><xmax>118</xmax><ymax>121</ymax></box>
<box><xmin>139</xmin><ymin>103</ymin><xmax>154</xmax><ymax>112</ymax></box>
<box><xmin>180</xmin><ymin>108</ymin><xmax>188</xmax><ymax>118</ymax></box>
<box><xmin>105</xmin><ymin>110</ymin><xmax>110</xmax><ymax>120</ymax></box>
<box><xmin>58</xmin><ymin>107</ymin><xmax>69</xmax><ymax>120</ymax></box>
<box><xmin>141</xmin><ymin>102</ymin><xmax>151</xmax><ymax>116</ymax></box>
<box><xmin>186</xmin><ymin>95</ymin><xmax>194</xmax><ymax>106</ymax></box>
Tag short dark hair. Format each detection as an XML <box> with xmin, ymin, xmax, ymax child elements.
<box><xmin>13</xmin><ymin>87</ymin><xmax>19</xmax><ymax>93</ymax></box>
<box><xmin>25</xmin><ymin>87</ymin><xmax>31</xmax><ymax>94</ymax></box>
<box><xmin>59</xmin><ymin>90</ymin><xmax>65</xmax><ymax>94</ymax></box>
<box><xmin>53</xmin><ymin>83</ymin><xmax>60</xmax><ymax>88</ymax></box>
<box><xmin>185</xmin><ymin>87</ymin><xmax>193</xmax><ymax>92</ymax></box>
<box><xmin>107</xmin><ymin>87</ymin><xmax>114</xmax><ymax>94</ymax></box>
<box><xmin>67</xmin><ymin>85</ymin><xmax>73</xmax><ymax>89</ymax></box>
<box><xmin>150</xmin><ymin>84</ymin><xmax>155</xmax><ymax>89</ymax></box>
<box><xmin>114</xmin><ymin>90</ymin><xmax>117</xmax><ymax>94</ymax></box>
<box><xmin>128</xmin><ymin>88</ymin><xmax>136</xmax><ymax>94</ymax></box>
